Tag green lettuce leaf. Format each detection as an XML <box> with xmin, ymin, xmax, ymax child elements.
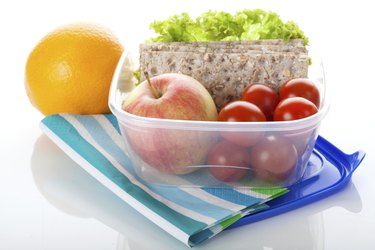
<box><xmin>148</xmin><ymin>12</ymin><xmax>198</xmax><ymax>42</ymax></box>
<box><xmin>148</xmin><ymin>9</ymin><xmax>309</xmax><ymax>45</ymax></box>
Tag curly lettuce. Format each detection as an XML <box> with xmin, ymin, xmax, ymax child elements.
<box><xmin>149</xmin><ymin>13</ymin><xmax>197</xmax><ymax>42</ymax></box>
<box><xmin>148</xmin><ymin>9</ymin><xmax>308</xmax><ymax>45</ymax></box>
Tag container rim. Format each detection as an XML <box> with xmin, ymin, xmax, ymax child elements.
<box><xmin>111</xmin><ymin>102</ymin><xmax>329</xmax><ymax>131</ymax></box>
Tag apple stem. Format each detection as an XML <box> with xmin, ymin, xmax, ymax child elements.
<box><xmin>143</xmin><ymin>71</ymin><xmax>161</xmax><ymax>99</ymax></box>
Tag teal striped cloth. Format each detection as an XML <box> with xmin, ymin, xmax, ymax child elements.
<box><xmin>40</xmin><ymin>114</ymin><xmax>288</xmax><ymax>247</ymax></box>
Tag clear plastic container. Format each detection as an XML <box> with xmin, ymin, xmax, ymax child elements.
<box><xmin>109</xmin><ymin>47</ymin><xmax>329</xmax><ymax>189</ymax></box>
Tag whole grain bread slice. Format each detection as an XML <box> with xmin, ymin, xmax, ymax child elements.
<box><xmin>139</xmin><ymin>40</ymin><xmax>309</xmax><ymax>110</ymax></box>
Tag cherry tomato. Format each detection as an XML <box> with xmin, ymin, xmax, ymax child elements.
<box><xmin>249</xmin><ymin>136</ymin><xmax>297</xmax><ymax>182</ymax></box>
<box><xmin>241</xmin><ymin>83</ymin><xmax>279</xmax><ymax>121</ymax></box>
<box><xmin>273</xmin><ymin>97</ymin><xmax>318</xmax><ymax>121</ymax></box>
<box><xmin>279</xmin><ymin>78</ymin><xmax>320</xmax><ymax>108</ymax></box>
<box><xmin>284</xmin><ymin>129</ymin><xmax>315</xmax><ymax>157</ymax></box>
<box><xmin>219</xmin><ymin>101</ymin><xmax>266</xmax><ymax>122</ymax></box>
<box><xmin>218</xmin><ymin>101</ymin><xmax>266</xmax><ymax>146</ymax></box>
<box><xmin>207</xmin><ymin>140</ymin><xmax>251</xmax><ymax>182</ymax></box>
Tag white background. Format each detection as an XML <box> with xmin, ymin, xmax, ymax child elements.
<box><xmin>0</xmin><ymin>0</ymin><xmax>374</xmax><ymax>249</ymax></box>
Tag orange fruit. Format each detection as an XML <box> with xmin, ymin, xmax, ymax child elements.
<box><xmin>25</xmin><ymin>23</ymin><xmax>123</xmax><ymax>115</ymax></box>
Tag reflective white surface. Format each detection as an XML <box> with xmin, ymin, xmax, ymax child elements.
<box><xmin>1</xmin><ymin>0</ymin><xmax>375</xmax><ymax>249</ymax></box>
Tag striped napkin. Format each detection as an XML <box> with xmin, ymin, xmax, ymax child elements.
<box><xmin>40</xmin><ymin>114</ymin><xmax>288</xmax><ymax>247</ymax></box>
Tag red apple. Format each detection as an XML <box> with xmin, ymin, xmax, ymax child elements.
<box><xmin>123</xmin><ymin>73</ymin><xmax>218</xmax><ymax>121</ymax></box>
<box><xmin>122</xmin><ymin>73</ymin><xmax>218</xmax><ymax>174</ymax></box>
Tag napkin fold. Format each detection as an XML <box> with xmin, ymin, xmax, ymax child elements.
<box><xmin>40</xmin><ymin>114</ymin><xmax>288</xmax><ymax>247</ymax></box>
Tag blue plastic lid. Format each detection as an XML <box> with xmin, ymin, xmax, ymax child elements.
<box><xmin>228</xmin><ymin>135</ymin><xmax>366</xmax><ymax>229</ymax></box>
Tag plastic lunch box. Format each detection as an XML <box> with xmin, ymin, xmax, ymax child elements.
<box><xmin>109</xmin><ymin>47</ymin><xmax>329</xmax><ymax>189</ymax></box>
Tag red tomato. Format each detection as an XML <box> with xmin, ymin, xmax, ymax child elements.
<box><xmin>273</xmin><ymin>97</ymin><xmax>318</xmax><ymax>121</ymax></box>
<box><xmin>207</xmin><ymin>140</ymin><xmax>251</xmax><ymax>182</ymax></box>
<box><xmin>241</xmin><ymin>83</ymin><xmax>279</xmax><ymax>121</ymax></box>
<box><xmin>219</xmin><ymin>101</ymin><xmax>266</xmax><ymax>122</ymax></box>
<box><xmin>279</xmin><ymin>78</ymin><xmax>320</xmax><ymax>108</ymax></box>
<box><xmin>249</xmin><ymin>136</ymin><xmax>297</xmax><ymax>182</ymax></box>
<box><xmin>218</xmin><ymin>101</ymin><xmax>266</xmax><ymax>146</ymax></box>
<box><xmin>283</xmin><ymin>127</ymin><xmax>318</xmax><ymax>157</ymax></box>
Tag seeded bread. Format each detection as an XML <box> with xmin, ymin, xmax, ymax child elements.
<box><xmin>140</xmin><ymin>39</ymin><xmax>309</xmax><ymax>110</ymax></box>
